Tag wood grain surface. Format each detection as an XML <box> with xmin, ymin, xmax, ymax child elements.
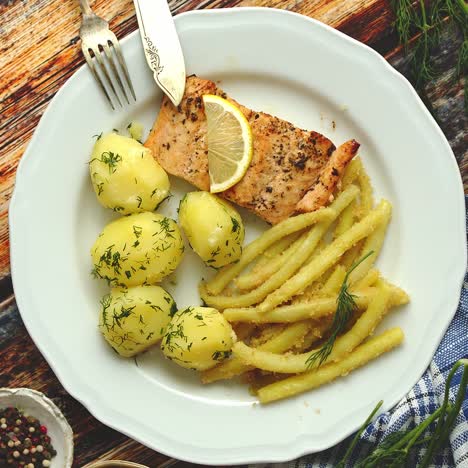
<box><xmin>0</xmin><ymin>0</ymin><xmax>466</xmax><ymax>466</ymax></box>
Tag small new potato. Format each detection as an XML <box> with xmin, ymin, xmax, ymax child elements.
<box><xmin>90</xmin><ymin>132</ymin><xmax>170</xmax><ymax>214</ymax></box>
<box><xmin>99</xmin><ymin>285</ymin><xmax>177</xmax><ymax>357</ymax></box>
<box><xmin>178</xmin><ymin>192</ymin><xmax>245</xmax><ymax>268</ymax></box>
<box><xmin>91</xmin><ymin>212</ymin><xmax>184</xmax><ymax>287</ymax></box>
<box><xmin>161</xmin><ymin>306</ymin><xmax>236</xmax><ymax>370</ymax></box>
<box><xmin>127</xmin><ymin>121</ymin><xmax>144</xmax><ymax>141</ymax></box>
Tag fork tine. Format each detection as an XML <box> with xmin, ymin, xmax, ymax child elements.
<box><xmin>91</xmin><ymin>46</ymin><xmax>123</xmax><ymax>108</ymax></box>
<box><xmin>103</xmin><ymin>43</ymin><xmax>130</xmax><ymax>105</ymax></box>
<box><xmin>82</xmin><ymin>46</ymin><xmax>115</xmax><ymax>110</ymax></box>
<box><xmin>111</xmin><ymin>39</ymin><xmax>137</xmax><ymax>101</ymax></box>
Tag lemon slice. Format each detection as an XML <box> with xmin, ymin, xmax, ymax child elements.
<box><xmin>203</xmin><ymin>94</ymin><xmax>253</xmax><ymax>193</ymax></box>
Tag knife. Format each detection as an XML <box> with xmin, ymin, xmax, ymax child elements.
<box><xmin>133</xmin><ymin>0</ymin><xmax>186</xmax><ymax>106</ymax></box>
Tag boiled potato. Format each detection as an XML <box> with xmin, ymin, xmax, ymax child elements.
<box><xmin>89</xmin><ymin>132</ymin><xmax>170</xmax><ymax>214</ymax></box>
<box><xmin>178</xmin><ymin>192</ymin><xmax>245</xmax><ymax>268</ymax></box>
<box><xmin>161</xmin><ymin>306</ymin><xmax>236</xmax><ymax>370</ymax></box>
<box><xmin>127</xmin><ymin>121</ymin><xmax>144</xmax><ymax>141</ymax></box>
<box><xmin>91</xmin><ymin>212</ymin><xmax>184</xmax><ymax>287</ymax></box>
<box><xmin>99</xmin><ymin>285</ymin><xmax>177</xmax><ymax>357</ymax></box>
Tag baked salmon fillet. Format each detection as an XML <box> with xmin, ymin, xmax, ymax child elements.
<box><xmin>145</xmin><ymin>76</ymin><xmax>359</xmax><ymax>224</ymax></box>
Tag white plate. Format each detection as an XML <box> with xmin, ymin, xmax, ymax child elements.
<box><xmin>9</xmin><ymin>7</ymin><xmax>466</xmax><ymax>466</ymax></box>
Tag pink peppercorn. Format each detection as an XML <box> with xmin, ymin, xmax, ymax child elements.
<box><xmin>39</xmin><ymin>426</ymin><xmax>47</xmax><ymax>435</ymax></box>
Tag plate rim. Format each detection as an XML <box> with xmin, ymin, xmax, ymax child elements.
<box><xmin>9</xmin><ymin>7</ymin><xmax>467</xmax><ymax>465</ymax></box>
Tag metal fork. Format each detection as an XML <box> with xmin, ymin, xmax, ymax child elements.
<box><xmin>78</xmin><ymin>0</ymin><xmax>136</xmax><ymax>109</ymax></box>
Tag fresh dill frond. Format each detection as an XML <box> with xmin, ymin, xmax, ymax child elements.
<box><xmin>305</xmin><ymin>251</ymin><xmax>374</xmax><ymax>369</ymax></box>
<box><xmin>391</xmin><ymin>0</ymin><xmax>468</xmax><ymax>112</ymax></box>
<box><xmin>93</xmin><ymin>151</ymin><xmax>122</xmax><ymax>174</ymax></box>
<box><xmin>161</xmin><ymin>322</ymin><xmax>187</xmax><ymax>353</ymax></box>
<box><xmin>355</xmin><ymin>429</ymin><xmax>414</xmax><ymax>467</ymax></box>
<box><xmin>390</xmin><ymin>0</ymin><xmax>414</xmax><ymax>47</ymax></box>
<box><xmin>338</xmin><ymin>359</ymin><xmax>468</xmax><ymax>468</ymax></box>
<box><xmin>447</xmin><ymin>0</ymin><xmax>468</xmax><ymax>111</ymax></box>
<box><xmin>412</xmin><ymin>0</ymin><xmax>438</xmax><ymax>88</ymax></box>
<box><xmin>112</xmin><ymin>305</ymin><xmax>136</xmax><ymax>330</ymax></box>
<box><xmin>153</xmin><ymin>217</ymin><xmax>175</xmax><ymax>239</ymax></box>
<box><xmin>100</xmin><ymin>294</ymin><xmax>112</xmax><ymax>332</ymax></box>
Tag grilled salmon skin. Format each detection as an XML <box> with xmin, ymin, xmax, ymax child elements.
<box><xmin>145</xmin><ymin>76</ymin><xmax>359</xmax><ymax>224</ymax></box>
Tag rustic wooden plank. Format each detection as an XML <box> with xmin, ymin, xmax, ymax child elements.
<box><xmin>0</xmin><ymin>276</ymin><xmax>13</xmax><ymax>305</ymax></box>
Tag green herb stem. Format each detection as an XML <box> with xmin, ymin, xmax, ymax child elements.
<box><xmin>305</xmin><ymin>251</ymin><xmax>374</xmax><ymax>369</ymax></box>
<box><xmin>419</xmin><ymin>359</ymin><xmax>468</xmax><ymax>467</ymax></box>
<box><xmin>348</xmin><ymin>360</ymin><xmax>468</xmax><ymax>467</ymax></box>
<box><xmin>336</xmin><ymin>400</ymin><xmax>383</xmax><ymax>468</ymax></box>
<box><xmin>391</xmin><ymin>0</ymin><xmax>467</xmax><ymax>113</ymax></box>
<box><xmin>419</xmin><ymin>0</ymin><xmax>428</xmax><ymax>29</ymax></box>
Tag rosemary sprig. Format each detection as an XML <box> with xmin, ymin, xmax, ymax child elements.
<box><xmin>305</xmin><ymin>251</ymin><xmax>374</xmax><ymax>369</ymax></box>
<box><xmin>391</xmin><ymin>0</ymin><xmax>468</xmax><ymax>112</ymax></box>
<box><xmin>336</xmin><ymin>359</ymin><xmax>468</xmax><ymax>467</ymax></box>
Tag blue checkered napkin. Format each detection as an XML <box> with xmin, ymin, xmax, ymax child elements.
<box><xmin>251</xmin><ymin>198</ymin><xmax>468</xmax><ymax>468</ymax></box>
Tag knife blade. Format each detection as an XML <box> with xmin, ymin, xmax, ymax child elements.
<box><xmin>133</xmin><ymin>0</ymin><xmax>186</xmax><ymax>106</ymax></box>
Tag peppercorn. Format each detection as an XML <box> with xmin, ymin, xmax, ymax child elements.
<box><xmin>0</xmin><ymin>407</ymin><xmax>57</xmax><ymax>467</ymax></box>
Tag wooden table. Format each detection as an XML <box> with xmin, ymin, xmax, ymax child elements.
<box><xmin>0</xmin><ymin>0</ymin><xmax>466</xmax><ymax>466</ymax></box>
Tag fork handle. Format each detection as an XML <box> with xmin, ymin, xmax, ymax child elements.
<box><xmin>78</xmin><ymin>0</ymin><xmax>93</xmax><ymax>15</ymax></box>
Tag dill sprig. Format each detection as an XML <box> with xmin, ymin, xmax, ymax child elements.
<box><xmin>153</xmin><ymin>217</ymin><xmax>176</xmax><ymax>239</ymax></box>
<box><xmin>412</xmin><ymin>0</ymin><xmax>437</xmax><ymax>88</ymax></box>
<box><xmin>100</xmin><ymin>294</ymin><xmax>112</xmax><ymax>332</ymax></box>
<box><xmin>447</xmin><ymin>0</ymin><xmax>468</xmax><ymax>111</ymax></box>
<box><xmin>89</xmin><ymin>151</ymin><xmax>122</xmax><ymax>174</ymax></box>
<box><xmin>391</xmin><ymin>0</ymin><xmax>468</xmax><ymax>112</ymax></box>
<box><xmin>336</xmin><ymin>359</ymin><xmax>468</xmax><ymax>467</ymax></box>
<box><xmin>305</xmin><ymin>251</ymin><xmax>374</xmax><ymax>369</ymax></box>
<box><xmin>392</xmin><ymin>0</ymin><xmax>413</xmax><ymax>47</ymax></box>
